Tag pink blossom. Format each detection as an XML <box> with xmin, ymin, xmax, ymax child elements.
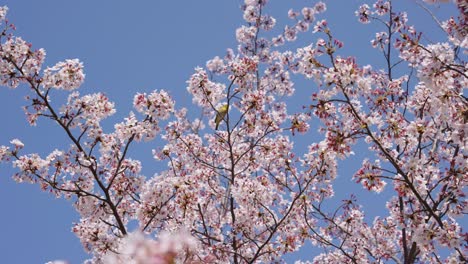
<box><xmin>103</xmin><ymin>231</ymin><xmax>196</xmax><ymax>264</ymax></box>
<box><xmin>288</xmin><ymin>9</ymin><xmax>299</xmax><ymax>20</ymax></box>
<box><xmin>0</xmin><ymin>145</ymin><xmax>10</xmax><ymax>161</ymax></box>
<box><xmin>301</xmin><ymin>7</ymin><xmax>315</xmax><ymax>23</ymax></box>
<box><xmin>353</xmin><ymin>159</ymin><xmax>387</xmax><ymax>193</ymax></box>
<box><xmin>1</xmin><ymin>1</ymin><xmax>467</xmax><ymax>263</ymax></box>
<box><xmin>0</xmin><ymin>37</ymin><xmax>45</xmax><ymax>88</ymax></box>
<box><xmin>235</xmin><ymin>25</ymin><xmax>257</xmax><ymax>44</ymax></box>
<box><xmin>284</xmin><ymin>25</ymin><xmax>297</xmax><ymax>41</ymax></box>
<box><xmin>260</xmin><ymin>15</ymin><xmax>276</xmax><ymax>31</ymax></box>
<box><xmin>206</xmin><ymin>56</ymin><xmax>225</xmax><ymax>73</ymax></box>
<box><xmin>313</xmin><ymin>2</ymin><xmax>327</xmax><ymax>14</ymax></box>
<box><xmin>0</xmin><ymin>6</ymin><xmax>8</xmax><ymax>21</ymax></box>
<box><xmin>10</xmin><ymin>138</ymin><xmax>24</xmax><ymax>149</ymax></box>
<box><xmin>42</xmin><ymin>59</ymin><xmax>85</xmax><ymax>90</ymax></box>
<box><xmin>355</xmin><ymin>4</ymin><xmax>371</xmax><ymax>24</ymax></box>
<box><xmin>243</xmin><ymin>5</ymin><xmax>258</xmax><ymax>23</ymax></box>
<box><xmin>373</xmin><ymin>0</ymin><xmax>390</xmax><ymax>16</ymax></box>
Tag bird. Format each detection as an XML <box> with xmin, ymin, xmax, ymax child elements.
<box><xmin>214</xmin><ymin>104</ymin><xmax>228</xmax><ymax>130</ymax></box>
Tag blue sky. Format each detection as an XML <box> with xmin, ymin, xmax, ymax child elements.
<box><xmin>0</xmin><ymin>1</ymin><xmax>457</xmax><ymax>263</ymax></box>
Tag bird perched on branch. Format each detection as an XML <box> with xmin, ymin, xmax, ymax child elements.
<box><xmin>215</xmin><ymin>104</ymin><xmax>228</xmax><ymax>130</ymax></box>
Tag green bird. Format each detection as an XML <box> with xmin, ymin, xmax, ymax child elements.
<box><xmin>214</xmin><ymin>104</ymin><xmax>228</xmax><ymax>130</ymax></box>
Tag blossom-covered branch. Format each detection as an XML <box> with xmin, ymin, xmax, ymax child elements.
<box><xmin>1</xmin><ymin>0</ymin><xmax>466</xmax><ymax>263</ymax></box>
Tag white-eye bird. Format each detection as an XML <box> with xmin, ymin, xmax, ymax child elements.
<box><xmin>214</xmin><ymin>104</ymin><xmax>228</xmax><ymax>130</ymax></box>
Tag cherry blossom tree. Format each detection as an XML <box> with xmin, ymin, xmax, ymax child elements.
<box><xmin>1</xmin><ymin>0</ymin><xmax>466</xmax><ymax>263</ymax></box>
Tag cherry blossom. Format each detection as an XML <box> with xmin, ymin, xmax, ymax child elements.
<box><xmin>0</xmin><ymin>6</ymin><xmax>8</xmax><ymax>21</ymax></box>
<box><xmin>1</xmin><ymin>1</ymin><xmax>467</xmax><ymax>263</ymax></box>
<box><xmin>42</xmin><ymin>59</ymin><xmax>85</xmax><ymax>91</ymax></box>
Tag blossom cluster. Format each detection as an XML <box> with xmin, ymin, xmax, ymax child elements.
<box><xmin>1</xmin><ymin>1</ymin><xmax>467</xmax><ymax>263</ymax></box>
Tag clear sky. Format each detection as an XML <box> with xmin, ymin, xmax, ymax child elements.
<box><xmin>0</xmin><ymin>1</ymin><xmax>457</xmax><ymax>263</ymax></box>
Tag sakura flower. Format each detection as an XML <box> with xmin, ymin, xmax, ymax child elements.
<box><xmin>206</xmin><ymin>56</ymin><xmax>225</xmax><ymax>73</ymax></box>
<box><xmin>0</xmin><ymin>5</ymin><xmax>8</xmax><ymax>21</ymax></box>
<box><xmin>235</xmin><ymin>25</ymin><xmax>257</xmax><ymax>44</ymax></box>
<box><xmin>313</xmin><ymin>2</ymin><xmax>327</xmax><ymax>14</ymax></box>
<box><xmin>42</xmin><ymin>59</ymin><xmax>85</xmax><ymax>90</ymax></box>
<box><xmin>0</xmin><ymin>37</ymin><xmax>45</xmax><ymax>88</ymax></box>
<box><xmin>243</xmin><ymin>5</ymin><xmax>258</xmax><ymax>23</ymax></box>
<box><xmin>288</xmin><ymin>9</ymin><xmax>299</xmax><ymax>19</ymax></box>
<box><xmin>284</xmin><ymin>25</ymin><xmax>297</xmax><ymax>41</ymax></box>
<box><xmin>0</xmin><ymin>145</ymin><xmax>10</xmax><ymax>161</ymax></box>
<box><xmin>355</xmin><ymin>4</ymin><xmax>371</xmax><ymax>24</ymax></box>
<box><xmin>10</xmin><ymin>138</ymin><xmax>24</xmax><ymax>149</ymax></box>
